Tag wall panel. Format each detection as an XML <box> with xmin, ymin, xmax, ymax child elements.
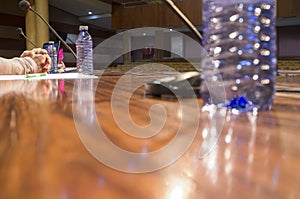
<box><xmin>112</xmin><ymin>0</ymin><xmax>202</xmax><ymax>29</ymax></box>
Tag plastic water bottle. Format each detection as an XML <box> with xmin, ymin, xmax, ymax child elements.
<box><xmin>47</xmin><ymin>41</ymin><xmax>58</xmax><ymax>73</ymax></box>
<box><xmin>201</xmin><ymin>0</ymin><xmax>277</xmax><ymax>111</ymax></box>
<box><xmin>76</xmin><ymin>25</ymin><xmax>93</xmax><ymax>74</ymax></box>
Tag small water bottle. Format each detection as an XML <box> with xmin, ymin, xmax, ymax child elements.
<box><xmin>47</xmin><ymin>41</ymin><xmax>58</xmax><ymax>73</ymax></box>
<box><xmin>201</xmin><ymin>0</ymin><xmax>277</xmax><ymax>112</ymax></box>
<box><xmin>76</xmin><ymin>25</ymin><xmax>93</xmax><ymax>74</ymax></box>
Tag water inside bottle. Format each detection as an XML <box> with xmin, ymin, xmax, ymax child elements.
<box><xmin>76</xmin><ymin>40</ymin><xmax>93</xmax><ymax>74</ymax></box>
<box><xmin>201</xmin><ymin>2</ymin><xmax>277</xmax><ymax>111</ymax></box>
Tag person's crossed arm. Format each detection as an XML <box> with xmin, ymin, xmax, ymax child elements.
<box><xmin>20</xmin><ymin>48</ymin><xmax>51</xmax><ymax>73</ymax></box>
<box><xmin>0</xmin><ymin>48</ymin><xmax>51</xmax><ymax>75</ymax></box>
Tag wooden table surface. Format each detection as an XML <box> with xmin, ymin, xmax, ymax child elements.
<box><xmin>0</xmin><ymin>72</ymin><xmax>299</xmax><ymax>199</ymax></box>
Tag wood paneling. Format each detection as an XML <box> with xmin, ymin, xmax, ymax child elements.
<box><xmin>0</xmin><ymin>13</ymin><xmax>26</xmax><ymax>57</ymax></box>
<box><xmin>292</xmin><ymin>0</ymin><xmax>300</xmax><ymax>16</ymax></box>
<box><xmin>277</xmin><ymin>26</ymin><xmax>300</xmax><ymax>56</ymax></box>
<box><xmin>0</xmin><ymin>13</ymin><xmax>25</xmax><ymax>27</ymax></box>
<box><xmin>277</xmin><ymin>0</ymin><xmax>293</xmax><ymax>17</ymax></box>
<box><xmin>112</xmin><ymin>0</ymin><xmax>202</xmax><ymax>29</ymax></box>
<box><xmin>113</xmin><ymin>0</ymin><xmax>300</xmax><ymax>25</ymax></box>
<box><xmin>277</xmin><ymin>0</ymin><xmax>300</xmax><ymax>17</ymax></box>
<box><xmin>0</xmin><ymin>38</ymin><xmax>25</xmax><ymax>50</ymax></box>
<box><xmin>162</xmin><ymin>0</ymin><xmax>201</xmax><ymax>27</ymax></box>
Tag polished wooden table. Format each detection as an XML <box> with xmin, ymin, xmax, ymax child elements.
<box><xmin>0</xmin><ymin>72</ymin><xmax>299</xmax><ymax>199</ymax></box>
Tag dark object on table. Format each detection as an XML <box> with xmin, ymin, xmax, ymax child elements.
<box><xmin>144</xmin><ymin>71</ymin><xmax>201</xmax><ymax>98</ymax></box>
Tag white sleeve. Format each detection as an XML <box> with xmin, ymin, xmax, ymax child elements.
<box><xmin>0</xmin><ymin>57</ymin><xmax>38</xmax><ymax>75</ymax></box>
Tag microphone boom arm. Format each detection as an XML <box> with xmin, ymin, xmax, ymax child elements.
<box><xmin>17</xmin><ymin>27</ymin><xmax>38</xmax><ymax>48</ymax></box>
<box><xmin>29</xmin><ymin>8</ymin><xmax>77</xmax><ymax>59</ymax></box>
<box><xmin>23</xmin><ymin>34</ymin><xmax>38</xmax><ymax>48</ymax></box>
<box><xmin>164</xmin><ymin>0</ymin><xmax>202</xmax><ymax>41</ymax></box>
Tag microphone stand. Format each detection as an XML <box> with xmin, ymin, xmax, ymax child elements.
<box><xmin>22</xmin><ymin>34</ymin><xmax>38</xmax><ymax>48</ymax></box>
<box><xmin>164</xmin><ymin>0</ymin><xmax>203</xmax><ymax>41</ymax></box>
<box><xmin>29</xmin><ymin>8</ymin><xmax>77</xmax><ymax>59</ymax></box>
<box><xmin>17</xmin><ymin>28</ymin><xmax>38</xmax><ymax>48</ymax></box>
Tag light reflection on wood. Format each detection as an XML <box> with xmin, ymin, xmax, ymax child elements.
<box><xmin>0</xmin><ymin>75</ymin><xmax>299</xmax><ymax>199</ymax></box>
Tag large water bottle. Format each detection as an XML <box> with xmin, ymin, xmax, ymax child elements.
<box><xmin>201</xmin><ymin>0</ymin><xmax>277</xmax><ymax>111</ymax></box>
<box><xmin>76</xmin><ymin>25</ymin><xmax>93</xmax><ymax>74</ymax></box>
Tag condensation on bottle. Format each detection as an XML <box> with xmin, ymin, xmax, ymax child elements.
<box><xmin>201</xmin><ymin>0</ymin><xmax>277</xmax><ymax>111</ymax></box>
<box><xmin>76</xmin><ymin>25</ymin><xmax>93</xmax><ymax>74</ymax></box>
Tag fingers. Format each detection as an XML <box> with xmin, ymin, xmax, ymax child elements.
<box><xmin>39</xmin><ymin>54</ymin><xmax>52</xmax><ymax>73</ymax></box>
<box><xmin>20</xmin><ymin>48</ymin><xmax>48</xmax><ymax>58</ymax></box>
<box><xmin>31</xmin><ymin>48</ymin><xmax>48</xmax><ymax>55</ymax></box>
<box><xmin>21</xmin><ymin>48</ymin><xmax>52</xmax><ymax>73</ymax></box>
<box><xmin>58</xmin><ymin>60</ymin><xmax>66</xmax><ymax>69</ymax></box>
<box><xmin>31</xmin><ymin>54</ymin><xmax>52</xmax><ymax>73</ymax></box>
<box><xmin>20</xmin><ymin>50</ymin><xmax>33</xmax><ymax>58</ymax></box>
<box><xmin>42</xmin><ymin>54</ymin><xmax>52</xmax><ymax>72</ymax></box>
<box><xmin>42</xmin><ymin>65</ymin><xmax>51</xmax><ymax>73</ymax></box>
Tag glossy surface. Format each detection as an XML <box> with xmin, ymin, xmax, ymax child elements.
<box><xmin>0</xmin><ymin>73</ymin><xmax>299</xmax><ymax>199</ymax></box>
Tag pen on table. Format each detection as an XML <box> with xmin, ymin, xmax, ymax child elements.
<box><xmin>25</xmin><ymin>73</ymin><xmax>47</xmax><ymax>78</ymax></box>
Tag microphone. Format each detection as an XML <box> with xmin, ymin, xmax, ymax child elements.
<box><xmin>164</xmin><ymin>0</ymin><xmax>202</xmax><ymax>41</ymax></box>
<box><xmin>19</xmin><ymin>0</ymin><xmax>77</xmax><ymax>59</ymax></box>
<box><xmin>19</xmin><ymin>0</ymin><xmax>30</xmax><ymax>10</ymax></box>
<box><xmin>16</xmin><ymin>27</ymin><xmax>38</xmax><ymax>48</ymax></box>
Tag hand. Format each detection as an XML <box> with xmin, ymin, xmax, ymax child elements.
<box><xmin>58</xmin><ymin>60</ymin><xmax>66</xmax><ymax>69</ymax></box>
<box><xmin>21</xmin><ymin>48</ymin><xmax>51</xmax><ymax>72</ymax></box>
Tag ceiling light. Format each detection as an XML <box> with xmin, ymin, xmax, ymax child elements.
<box><xmin>88</xmin><ymin>11</ymin><xmax>92</xmax><ymax>15</ymax></box>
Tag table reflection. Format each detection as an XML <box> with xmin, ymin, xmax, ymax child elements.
<box><xmin>198</xmin><ymin>105</ymin><xmax>297</xmax><ymax>198</ymax></box>
<box><xmin>0</xmin><ymin>79</ymin><xmax>67</xmax><ymax>101</ymax></box>
<box><xmin>0</xmin><ymin>74</ymin><xmax>299</xmax><ymax>199</ymax></box>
